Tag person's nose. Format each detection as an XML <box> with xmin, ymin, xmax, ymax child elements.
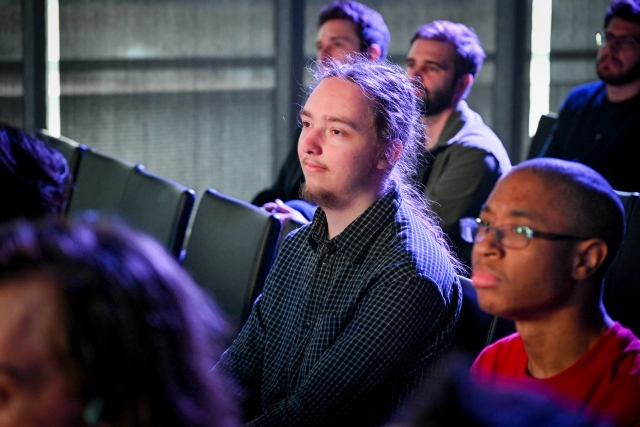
<box><xmin>298</xmin><ymin>126</ymin><xmax>322</xmax><ymax>155</ymax></box>
<box><xmin>407</xmin><ymin>67</ymin><xmax>421</xmax><ymax>81</ymax></box>
<box><xmin>602</xmin><ymin>35</ymin><xmax>623</xmax><ymax>54</ymax></box>
<box><xmin>317</xmin><ymin>46</ymin><xmax>331</xmax><ymax>63</ymax></box>
<box><xmin>472</xmin><ymin>226</ymin><xmax>504</xmax><ymax>260</ymax></box>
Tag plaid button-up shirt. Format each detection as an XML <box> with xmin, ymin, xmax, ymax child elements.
<box><xmin>220</xmin><ymin>190</ymin><xmax>461</xmax><ymax>426</ymax></box>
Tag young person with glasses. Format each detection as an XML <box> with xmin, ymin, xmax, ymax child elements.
<box><xmin>467</xmin><ymin>158</ymin><xmax>640</xmax><ymax>426</ymax></box>
<box><xmin>539</xmin><ymin>0</ymin><xmax>640</xmax><ymax>192</ymax></box>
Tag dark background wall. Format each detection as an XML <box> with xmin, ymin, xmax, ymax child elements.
<box><xmin>0</xmin><ymin>0</ymin><xmax>609</xmax><ymax>202</ymax></box>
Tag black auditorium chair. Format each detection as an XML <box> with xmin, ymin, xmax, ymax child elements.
<box><xmin>527</xmin><ymin>112</ymin><xmax>558</xmax><ymax>159</ymax></box>
<box><xmin>604</xmin><ymin>190</ymin><xmax>640</xmax><ymax>336</ymax></box>
<box><xmin>279</xmin><ymin>218</ymin><xmax>305</xmax><ymax>248</ymax></box>
<box><xmin>614</xmin><ymin>190</ymin><xmax>639</xmax><ymax>220</ymax></box>
<box><xmin>36</xmin><ymin>129</ymin><xmax>86</xmax><ymax>181</ymax></box>
<box><xmin>118</xmin><ymin>166</ymin><xmax>195</xmax><ymax>259</ymax></box>
<box><xmin>67</xmin><ymin>147</ymin><xmax>137</xmax><ymax>215</ymax></box>
<box><xmin>36</xmin><ymin>129</ymin><xmax>86</xmax><ymax>211</ymax></box>
<box><xmin>182</xmin><ymin>189</ymin><xmax>282</xmax><ymax>336</ymax></box>
<box><xmin>456</xmin><ymin>275</ymin><xmax>515</xmax><ymax>357</ymax></box>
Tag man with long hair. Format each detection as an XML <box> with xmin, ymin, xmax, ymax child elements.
<box><xmin>220</xmin><ymin>58</ymin><xmax>462</xmax><ymax>427</ymax></box>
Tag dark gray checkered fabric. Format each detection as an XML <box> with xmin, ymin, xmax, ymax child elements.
<box><xmin>219</xmin><ymin>190</ymin><xmax>461</xmax><ymax>426</ymax></box>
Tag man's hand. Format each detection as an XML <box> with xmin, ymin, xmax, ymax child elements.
<box><xmin>262</xmin><ymin>199</ymin><xmax>310</xmax><ymax>225</ymax></box>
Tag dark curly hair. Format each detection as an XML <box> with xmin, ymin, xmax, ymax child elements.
<box><xmin>0</xmin><ymin>217</ymin><xmax>240</xmax><ymax>427</ymax></box>
<box><xmin>0</xmin><ymin>123</ymin><xmax>69</xmax><ymax>222</ymax></box>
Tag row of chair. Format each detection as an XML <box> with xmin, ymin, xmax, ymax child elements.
<box><xmin>40</xmin><ymin>129</ymin><xmax>640</xmax><ymax>355</ymax></box>
<box><xmin>604</xmin><ymin>190</ymin><xmax>640</xmax><ymax>336</ymax></box>
<box><xmin>38</xmin><ymin>130</ymin><xmax>286</xmax><ymax>335</ymax></box>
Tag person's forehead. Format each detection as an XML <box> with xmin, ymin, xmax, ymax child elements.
<box><xmin>317</xmin><ymin>18</ymin><xmax>360</xmax><ymax>41</ymax></box>
<box><xmin>408</xmin><ymin>38</ymin><xmax>457</xmax><ymax>63</ymax></box>
<box><xmin>0</xmin><ymin>276</ymin><xmax>65</xmax><ymax>361</ymax></box>
<box><xmin>484</xmin><ymin>171</ymin><xmax>567</xmax><ymax>224</ymax></box>
<box><xmin>606</xmin><ymin>17</ymin><xmax>640</xmax><ymax>36</ymax></box>
<box><xmin>308</xmin><ymin>77</ymin><xmax>367</xmax><ymax>104</ymax></box>
<box><xmin>304</xmin><ymin>77</ymin><xmax>374</xmax><ymax>129</ymax></box>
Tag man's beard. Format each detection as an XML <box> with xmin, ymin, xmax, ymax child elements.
<box><xmin>597</xmin><ymin>54</ymin><xmax>640</xmax><ymax>85</ymax></box>
<box><xmin>416</xmin><ymin>79</ymin><xmax>457</xmax><ymax>117</ymax></box>
<box><xmin>300</xmin><ymin>182</ymin><xmax>344</xmax><ymax>210</ymax></box>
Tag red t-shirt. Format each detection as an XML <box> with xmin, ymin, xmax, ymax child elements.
<box><xmin>471</xmin><ymin>323</ymin><xmax>640</xmax><ymax>427</ymax></box>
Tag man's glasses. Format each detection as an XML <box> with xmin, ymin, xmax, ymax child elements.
<box><xmin>459</xmin><ymin>217</ymin><xmax>588</xmax><ymax>249</ymax></box>
<box><xmin>596</xmin><ymin>30</ymin><xmax>640</xmax><ymax>51</ymax></box>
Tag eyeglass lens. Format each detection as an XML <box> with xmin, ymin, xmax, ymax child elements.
<box><xmin>460</xmin><ymin>220</ymin><xmax>530</xmax><ymax>248</ymax></box>
<box><xmin>596</xmin><ymin>31</ymin><xmax>640</xmax><ymax>50</ymax></box>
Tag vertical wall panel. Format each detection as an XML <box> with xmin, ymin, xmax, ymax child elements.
<box><xmin>58</xmin><ymin>0</ymin><xmax>276</xmax><ymax>202</ymax></box>
<box><xmin>549</xmin><ymin>0</ymin><xmax>610</xmax><ymax>112</ymax></box>
<box><xmin>0</xmin><ymin>0</ymin><xmax>23</xmax><ymax>128</ymax></box>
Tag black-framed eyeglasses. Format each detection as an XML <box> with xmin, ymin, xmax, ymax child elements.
<box><xmin>596</xmin><ymin>30</ymin><xmax>640</xmax><ymax>51</ymax></box>
<box><xmin>459</xmin><ymin>217</ymin><xmax>588</xmax><ymax>249</ymax></box>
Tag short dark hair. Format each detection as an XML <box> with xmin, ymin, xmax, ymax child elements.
<box><xmin>318</xmin><ymin>1</ymin><xmax>391</xmax><ymax>59</ymax></box>
<box><xmin>0</xmin><ymin>218</ymin><xmax>239</xmax><ymax>427</ymax></box>
<box><xmin>604</xmin><ymin>0</ymin><xmax>640</xmax><ymax>27</ymax></box>
<box><xmin>410</xmin><ymin>20</ymin><xmax>486</xmax><ymax>80</ymax></box>
<box><xmin>512</xmin><ymin>158</ymin><xmax>625</xmax><ymax>279</ymax></box>
<box><xmin>0</xmin><ymin>123</ymin><xmax>69</xmax><ymax>222</ymax></box>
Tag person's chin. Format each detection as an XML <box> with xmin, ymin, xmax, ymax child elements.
<box><xmin>597</xmin><ymin>64</ymin><xmax>618</xmax><ymax>78</ymax></box>
<box><xmin>597</xmin><ymin>59</ymin><xmax>626</xmax><ymax>82</ymax></box>
<box><xmin>300</xmin><ymin>183</ymin><xmax>341</xmax><ymax>210</ymax></box>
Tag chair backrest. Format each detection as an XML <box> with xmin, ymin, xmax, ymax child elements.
<box><xmin>604</xmin><ymin>190</ymin><xmax>640</xmax><ymax>336</ymax></box>
<box><xmin>279</xmin><ymin>218</ymin><xmax>305</xmax><ymax>248</ymax></box>
<box><xmin>456</xmin><ymin>275</ymin><xmax>515</xmax><ymax>356</ymax></box>
<box><xmin>67</xmin><ymin>148</ymin><xmax>137</xmax><ymax>214</ymax></box>
<box><xmin>485</xmin><ymin>312</ymin><xmax>516</xmax><ymax>347</ymax></box>
<box><xmin>118</xmin><ymin>166</ymin><xmax>195</xmax><ymax>258</ymax></box>
<box><xmin>36</xmin><ymin>129</ymin><xmax>86</xmax><ymax>181</ymax></box>
<box><xmin>456</xmin><ymin>275</ymin><xmax>494</xmax><ymax>356</ymax></box>
<box><xmin>36</xmin><ymin>130</ymin><xmax>86</xmax><ymax>212</ymax></box>
<box><xmin>527</xmin><ymin>112</ymin><xmax>558</xmax><ymax>159</ymax></box>
<box><xmin>182</xmin><ymin>189</ymin><xmax>282</xmax><ymax>333</ymax></box>
<box><xmin>614</xmin><ymin>190</ymin><xmax>640</xmax><ymax>223</ymax></box>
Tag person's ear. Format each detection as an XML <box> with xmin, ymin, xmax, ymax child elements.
<box><xmin>366</xmin><ymin>43</ymin><xmax>382</xmax><ymax>61</ymax></box>
<box><xmin>377</xmin><ymin>139</ymin><xmax>402</xmax><ymax>169</ymax></box>
<box><xmin>571</xmin><ymin>238</ymin><xmax>608</xmax><ymax>281</ymax></box>
<box><xmin>454</xmin><ymin>73</ymin><xmax>473</xmax><ymax>103</ymax></box>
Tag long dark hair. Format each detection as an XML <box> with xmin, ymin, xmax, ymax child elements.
<box><xmin>311</xmin><ymin>57</ymin><xmax>463</xmax><ymax>272</ymax></box>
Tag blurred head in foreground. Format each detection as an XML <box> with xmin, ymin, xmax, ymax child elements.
<box><xmin>0</xmin><ymin>217</ymin><xmax>238</xmax><ymax>427</ymax></box>
<box><xmin>389</xmin><ymin>356</ymin><xmax>608</xmax><ymax>427</ymax></box>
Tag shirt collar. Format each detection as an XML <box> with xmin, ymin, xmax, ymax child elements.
<box><xmin>308</xmin><ymin>189</ymin><xmax>401</xmax><ymax>262</ymax></box>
